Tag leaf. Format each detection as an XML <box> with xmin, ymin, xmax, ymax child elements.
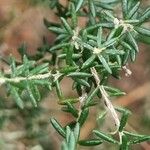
<box><xmin>67</xmin><ymin>72</ymin><xmax>92</xmax><ymax>78</ymax></box>
<box><xmin>119</xmin><ymin>135</ymin><xmax>129</xmax><ymax>150</ymax></box>
<box><xmin>66</xmin><ymin>102</ymin><xmax>79</xmax><ymax>118</ymax></box>
<box><xmin>66</xmin><ymin>45</ymin><xmax>73</xmax><ymax>65</ymax></box>
<box><xmin>122</xmin><ymin>0</ymin><xmax>128</xmax><ymax>19</ymax></box>
<box><xmin>123</xmin><ymin>131</ymin><xmax>145</xmax><ymax>138</ymax></box>
<box><xmin>70</xmin><ymin>3</ymin><xmax>77</xmax><ymax>28</ymax></box>
<box><xmin>139</xmin><ymin>7</ymin><xmax>150</xmax><ymax>23</ymax></box>
<box><xmin>61</xmin><ymin>141</ymin><xmax>68</xmax><ymax>150</ymax></box>
<box><xmin>105</xmin><ymin>49</ymin><xmax>125</xmax><ymax>55</ymax></box>
<box><xmin>76</xmin><ymin>0</ymin><xmax>84</xmax><ymax>12</ymax></box>
<box><xmin>59</xmin><ymin>66</ymin><xmax>79</xmax><ymax>74</ymax></box>
<box><xmin>119</xmin><ymin>110</ymin><xmax>130</xmax><ymax>132</ymax></box>
<box><xmin>130</xmin><ymin>136</ymin><xmax>150</xmax><ymax>144</ymax></box>
<box><xmin>127</xmin><ymin>32</ymin><xmax>139</xmax><ymax>52</ymax></box>
<box><xmin>122</xmin><ymin>49</ymin><xmax>130</xmax><ymax>65</ymax></box>
<box><xmin>130</xmin><ymin>48</ymin><xmax>136</xmax><ymax>62</ymax></box>
<box><xmin>97</xmin><ymin>27</ymin><xmax>103</xmax><ymax>47</ymax></box>
<box><xmin>78</xmin><ymin>108</ymin><xmax>89</xmax><ymax>126</ymax></box>
<box><xmin>58</xmin><ymin>53</ymin><xmax>81</xmax><ymax>59</ymax></box>
<box><xmin>85</xmin><ymin>86</ymin><xmax>99</xmax><ymax>107</ymax></box>
<box><xmin>10</xmin><ymin>85</ymin><xmax>24</xmax><ymax>109</ymax></box>
<box><xmin>103</xmin><ymin>37</ymin><xmax>117</xmax><ymax>48</ymax></box>
<box><xmin>81</xmin><ymin>55</ymin><xmax>96</xmax><ymax>70</ymax></box>
<box><xmin>65</xmin><ymin>126</ymin><xmax>76</xmax><ymax>150</ymax></box>
<box><xmin>26</xmin><ymin>82</ymin><xmax>37</xmax><ymax>107</ymax></box>
<box><xmin>135</xmin><ymin>27</ymin><xmax>150</xmax><ymax>37</ymax></box>
<box><xmin>50</xmin><ymin>43</ymin><xmax>70</xmax><ymax>51</ymax></box>
<box><xmin>88</xmin><ymin>0</ymin><xmax>96</xmax><ymax>17</ymax></box>
<box><xmin>73</xmin><ymin>123</ymin><xmax>80</xmax><ymax>141</ymax></box>
<box><xmin>98</xmin><ymin>55</ymin><xmax>112</xmax><ymax>74</ymax></box>
<box><xmin>60</xmin><ymin>17</ymin><xmax>73</xmax><ymax>34</ymax></box>
<box><xmin>48</xmin><ymin>27</ymin><xmax>67</xmax><ymax>34</ymax></box>
<box><xmin>127</xmin><ymin>1</ymin><xmax>140</xmax><ymax>19</ymax></box>
<box><xmin>50</xmin><ymin>118</ymin><xmax>66</xmax><ymax>137</ymax></box>
<box><xmin>78</xmin><ymin>139</ymin><xmax>103</xmax><ymax>146</ymax></box>
<box><xmin>74</xmin><ymin>78</ymin><xmax>90</xmax><ymax>87</ymax></box>
<box><xmin>93</xmin><ymin>130</ymin><xmax>118</xmax><ymax>144</ymax></box>
<box><xmin>103</xmin><ymin>86</ymin><xmax>126</xmax><ymax>96</ymax></box>
<box><xmin>29</xmin><ymin>63</ymin><xmax>49</xmax><ymax>75</ymax></box>
<box><xmin>58</xmin><ymin>98</ymin><xmax>79</xmax><ymax>105</ymax></box>
<box><xmin>55</xmin><ymin>80</ymin><xmax>63</xmax><ymax>99</ymax></box>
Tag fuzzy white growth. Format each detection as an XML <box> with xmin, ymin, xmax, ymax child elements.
<box><xmin>91</xmin><ymin>67</ymin><xmax>123</xmax><ymax>144</ymax></box>
<box><xmin>123</xmin><ymin>66</ymin><xmax>132</xmax><ymax>77</ymax></box>
<box><xmin>93</xmin><ymin>47</ymin><xmax>105</xmax><ymax>54</ymax></box>
<box><xmin>0</xmin><ymin>71</ymin><xmax>62</xmax><ymax>86</ymax></box>
<box><xmin>114</xmin><ymin>18</ymin><xmax>134</xmax><ymax>32</ymax></box>
<box><xmin>72</xmin><ymin>27</ymin><xmax>80</xmax><ymax>49</ymax></box>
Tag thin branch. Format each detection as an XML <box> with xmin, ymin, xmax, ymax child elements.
<box><xmin>0</xmin><ymin>71</ymin><xmax>62</xmax><ymax>86</ymax></box>
<box><xmin>91</xmin><ymin>67</ymin><xmax>123</xmax><ymax>143</ymax></box>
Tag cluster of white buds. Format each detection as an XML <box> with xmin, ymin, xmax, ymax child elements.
<box><xmin>72</xmin><ymin>27</ymin><xmax>80</xmax><ymax>49</ymax></box>
<box><xmin>123</xmin><ymin>65</ymin><xmax>132</xmax><ymax>77</ymax></box>
<box><xmin>93</xmin><ymin>47</ymin><xmax>106</xmax><ymax>54</ymax></box>
<box><xmin>114</xmin><ymin>18</ymin><xmax>134</xmax><ymax>32</ymax></box>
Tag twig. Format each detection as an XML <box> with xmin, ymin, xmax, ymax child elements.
<box><xmin>0</xmin><ymin>71</ymin><xmax>62</xmax><ymax>86</ymax></box>
<box><xmin>91</xmin><ymin>67</ymin><xmax>123</xmax><ymax>143</ymax></box>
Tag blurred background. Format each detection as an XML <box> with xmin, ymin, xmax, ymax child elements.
<box><xmin>0</xmin><ymin>0</ymin><xmax>150</xmax><ymax>150</ymax></box>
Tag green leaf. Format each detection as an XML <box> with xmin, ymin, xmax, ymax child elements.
<box><xmin>123</xmin><ymin>131</ymin><xmax>145</xmax><ymax>138</ymax></box>
<box><xmin>122</xmin><ymin>0</ymin><xmax>128</xmax><ymax>19</ymax></box>
<box><xmin>127</xmin><ymin>1</ymin><xmax>140</xmax><ymax>19</ymax></box>
<box><xmin>98</xmin><ymin>55</ymin><xmax>112</xmax><ymax>74</ymax></box>
<box><xmin>61</xmin><ymin>141</ymin><xmax>68</xmax><ymax>150</ymax></box>
<box><xmin>81</xmin><ymin>55</ymin><xmax>96</xmax><ymax>70</ymax></box>
<box><xmin>119</xmin><ymin>110</ymin><xmax>130</xmax><ymax>132</ymax></box>
<box><xmin>67</xmin><ymin>72</ymin><xmax>92</xmax><ymax>78</ymax></box>
<box><xmin>60</xmin><ymin>17</ymin><xmax>73</xmax><ymax>34</ymax></box>
<box><xmin>70</xmin><ymin>3</ymin><xmax>77</xmax><ymax>28</ymax></box>
<box><xmin>76</xmin><ymin>0</ymin><xmax>84</xmax><ymax>12</ymax></box>
<box><xmin>97</xmin><ymin>27</ymin><xmax>103</xmax><ymax>48</ymax></box>
<box><xmin>105</xmin><ymin>49</ymin><xmax>125</xmax><ymax>55</ymax></box>
<box><xmin>88</xmin><ymin>0</ymin><xmax>96</xmax><ymax>17</ymax></box>
<box><xmin>58</xmin><ymin>98</ymin><xmax>79</xmax><ymax>105</ymax></box>
<box><xmin>119</xmin><ymin>135</ymin><xmax>129</xmax><ymax>150</ymax></box>
<box><xmin>130</xmin><ymin>136</ymin><xmax>150</xmax><ymax>144</ymax></box>
<box><xmin>48</xmin><ymin>27</ymin><xmax>67</xmax><ymax>34</ymax></box>
<box><xmin>74</xmin><ymin>78</ymin><xmax>90</xmax><ymax>87</ymax></box>
<box><xmin>66</xmin><ymin>102</ymin><xmax>79</xmax><ymax>118</ymax></box>
<box><xmin>10</xmin><ymin>85</ymin><xmax>24</xmax><ymax>109</ymax></box>
<box><xmin>139</xmin><ymin>7</ymin><xmax>150</xmax><ymax>23</ymax></box>
<box><xmin>66</xmin><ymin>45</ymin><xmax>73</xmax><ymax>65</ymax></box>
<box><xmin>50</xmin><ymin>43</ymin><xmax>70</xmax><ymax>51</ymax></box>
<box><xmin>65</xmin><ymin>126</ymin><xmax>76</xmax><ymax>150</ymax></box>
<box><xmin>59</xmin><ymin>66</ymin><xmax>79</xmax><ymax>74</ymax></box>
<box><xmin>130</xmin><ymin>48</ymin><xmax>136</xmax><ymax>62</ymax></box>
<box><xmin>55</xmin><ymin>80</ymin><xmax>63</xmax><ymax>99</ymax></box>
<box><xmin>58</xmin><ymin>53</ymin><xmax>81</xmax><ymax>59</ymax></box>
<box><xmin>78</xmin><ymin>139</ymin><xmax>102</xmax><ymax>146</ymax></box>
<box><xmin>103</xmin><ymin>37</ymin><xmax>117</xmax><ymax>48</ymax></box>
<box><xmin>127</xmin><ymin>32</ymin><xmax>139</xmax><ymax>52</ymax></box>
<box><xmin>78</xmin><ymin>108</ymin><xmax>89</xmax><ymax>126</ymax></box>
<box><xmin>135</xmin><ymin>27</ymin><xmax>150</xmax><ymax>37</ymax></box>
<box><xmin>85</xmin><ymin>86</ymin><xmax>99</xmax><ymax>107</ymax></box>
<box><xmin>73</xmin><ymin>123</ymin><xmax>80</xmax><ymax>141</ymax></box>
<box><xmin>103</xmin><ymin>86</ymin><xmax>126</xmax><ymax>96</ymax></box>
<box><xmin>93</xmin><ymin>130</ymin><xmax>118</xmax><ymax>144</ymax></box>
<box><xmin>50</xmin><ymin>118</ymin><xmax>66</xmax><ymax>137</ymax></box>
<box><xmin>122</xmin><ymin>49</ymin><xmax>130</xmax><ymax>65</ymax></box>
<box><xmin>29</xmin><ymin>63</ymin><xmax>49</xmax><ymax>75</ymax></box>
<box><xmin>26</xmin><ymin>82</ymin><xmax>37</xmax><ymax>107</ymax></box>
